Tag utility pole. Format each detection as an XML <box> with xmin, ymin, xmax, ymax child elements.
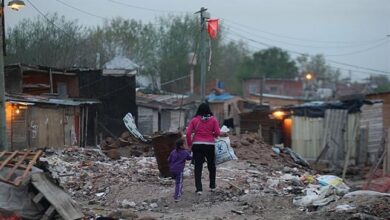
<box><xmin>259</xmin><ymin>76</ymin><xmax>265</xmax><ymax>105</ymax></box>
<box><xmin>196</xmin><ymin>7</ymin><xmax>209</xmax><ymax>102</ymax></box>
<box><xmin>0</xmin><ymin>0</ymin><xmax>7</xmax><ymax>150</ymax></box>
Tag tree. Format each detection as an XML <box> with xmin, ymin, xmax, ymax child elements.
<box><xmin>238</xmin><ymin>47</ymin><xmax>298</xmax><ymax>80</ymax></box>
<box><xmin>296</xmin><ymin>54</ymin><xmax>340</xmax><ymax>83</ymax></box>
<box><xmin>369</xmin><ymin>75</ymin><xmax>390</xmax><ymax>93</ymax></box>
<box><xmin>6</xmin><ymin>13</ymin><xmax>85</xmax><ymax>67</ymax></box>
<box><xmin>214</xmin><ymin>40</ymin><xmax>249</xmax><ymax>93</ymax></box>
<box><xmin>157</xmin><ymin>15</ymin><xmax>199</xmax><ymax>89</ymax></box>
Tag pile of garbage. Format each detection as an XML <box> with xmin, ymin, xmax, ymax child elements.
<box><xmin>100</xmin><ymin>131</ymin><xmax>153</xmax><ymax>159</ymax></box>
<box><xmin>40</xmin><ymin>147</ymin><xmax>161</xmax><ymax>208</ymax></box>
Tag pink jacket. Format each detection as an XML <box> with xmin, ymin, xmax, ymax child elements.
<box><xmin>186</xmin><ymin>115</ymin><xmax>221</xmax><ymax>147</ymax></box>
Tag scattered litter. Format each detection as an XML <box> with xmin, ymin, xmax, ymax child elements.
<box><xmin>335</xmin><ymin>204</ymin><xmax>356</xmax><ymax>212</ymax></box>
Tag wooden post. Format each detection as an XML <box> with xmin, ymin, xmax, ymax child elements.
<box><xmin>49</xmin><ymin>68</ymin><xmax>53</xmax><ymax>94</ymax></box>
<box><xmin>84</xmin><ymin>107</ymin><xmax>88</xmax><ymax>147</ymax></box>
<box><xmin>384</xmin><ymin>129</ymin><xmax>390</xmax><ymax>175</ymax></box>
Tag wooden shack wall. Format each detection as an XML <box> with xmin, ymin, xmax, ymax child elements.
<box><xmin>360</xmin><ymin>103</ymin><xmax>384</xmax><ymax>162</ymax></box>
<box><xmin>367</xmin><ymin>93</ymin><xmax>390</xmax><ymax>130</ymax></box>
<box><xmin>29</xmin><ymin>106</ymin><xmax>65</xmax><ymax>148</ymax></box>
<box><xmin>78</xmin><ymin>71</ymin><xmax>137</xmax><ymax>137</ymax></box>
<box><xmin>209</xmin><ymin>102</ymin><xmax>224</xmax><ymax>126</ymax></box>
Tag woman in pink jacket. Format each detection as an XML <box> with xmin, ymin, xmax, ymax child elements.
<box><xmin>186</xmin><ymin>103</ymin><xmax>221</xmax><ymax>194</ymax></box>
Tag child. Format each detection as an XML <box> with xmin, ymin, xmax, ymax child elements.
<box><xmin>168</xmin><ymin>138</ymin><xmax>192</xmax><ymax>202</ymax></box>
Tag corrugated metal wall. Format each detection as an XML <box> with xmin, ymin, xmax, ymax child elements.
<box><xmin>292</xmin><ymin>112</ymin><xmax>360</xmax><ymax>162</ymax></box>
<box><xmin>138</xmin><ymin>107</ymin><xmax>157</xmax><ymax>135</ymax></box>
<box><xmin>292</xmin><ymin>116</ymin><xmax>324</xmax><ymax>160</ymax></box>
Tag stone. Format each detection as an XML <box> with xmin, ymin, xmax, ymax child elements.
<box><xmin>150</xmin><ymin>203</ymin><xmax>158</xmax><ymax>209</ymax></box>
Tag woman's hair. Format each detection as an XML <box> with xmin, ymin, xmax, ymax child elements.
<box><xmin>195</xmin><ymin>102</ymin><xmax>213</xmax><ymax>117</ymax></box>
<box><xmin>175</xmin><ymin>138</ymin><xmax>185</xmax><ymax>150</ymax></box>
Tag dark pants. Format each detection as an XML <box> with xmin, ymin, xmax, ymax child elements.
<box><xmin>192</xmin><ymin>144</ymin><xmax>216</xmax><ymax>192</ymax></box>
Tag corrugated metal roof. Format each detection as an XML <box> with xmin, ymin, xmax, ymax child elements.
<box><xmin>136</xmin><ymin>92</ymin><xmax>198</xmax><ymax>110</ymax></box>
<box><xmin>5</xmin><ymin>93</ymin><xmax>100</xmax><ymax>106</ymax></box>
<box><xmin>251</xmin><ymin>92</ymin><xmax>305</xmax><ymax>100</ymax></box>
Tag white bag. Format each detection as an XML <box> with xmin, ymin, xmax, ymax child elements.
<box><xmin>215</xmin><ymin>136</ymin><xmax>237</xmax><ymax>164</ymax></box>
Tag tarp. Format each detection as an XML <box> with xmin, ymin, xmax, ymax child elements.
<box><xmin>207</xmin><ymin>92</ymin><xmax>234</xmax><ymax>102</ymax></box>
<box><xmin>0</xmin><ymin>167</ymin><xmax>44</xmax><ymax>220</ymax></box>
<box><xmin>286</xmin><ymin>99</ymin><xmax>366</xmax><ymax>118</ymax></box>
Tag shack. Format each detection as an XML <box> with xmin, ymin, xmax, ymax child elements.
<box><xmin>207</xmin><ymin>91</ymin><xmax>243</xmax><ymax>128</ymax></box>
<box><xmin>136</xmin><ymin>92</ymin><xmax>198</xmax><ymax>135</ymax></box>
<box><xmin>274</xmin><ymin>99</ymin><xmax>384</xmax><ymax>167</ymax></box>
<box><xmin>75</xmin><ymin>56</ymin><xmax>138</xmax><ymax>142</ymax></box>
<box><xmin>5</xmin><ymin>93</ymin><xmax>99</xmax><ymax>150</ymax></box>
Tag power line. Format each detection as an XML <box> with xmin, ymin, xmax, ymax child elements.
<box><xmin>222</xmin><ymin>17</ymin><xmax>387</xmax><ymax>45</ymax></box>
<box><xmin>224</xmin><ymin>29</ymin><xmax>390</xmax><ymax>74</ymax></box>
<box><xmin>25</xmin><ymin>0</ymin><xmax>76</xmax><ymax>39</ymax></box>
<box><xmin>223</xmin><ymin>34</ymin><xmax>390</xmax><ymax>77</ymax></box>
<box><xmin>55</xmin><ymin>0</ymin><xmax>106</xmax><ymax>20</ymax></box>
<box><xmin>325</xmin><ymin>40</ymin><xmax>389</xmax><ymax>57</ymax></box>
<box><xmin>107</xmin><ymin>0</ymin><xmax>185</xmax><ymax>13</ymax></box>
<box><xmin>223</xmin><ymin>22</ymin><xmax>388</xmax><ymax>49</ymax></box>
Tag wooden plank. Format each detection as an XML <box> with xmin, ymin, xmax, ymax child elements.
<box><xmin>14</xmin><ymin>150</ymin><xmax>42</xmax><ymax>186</ymax></box>
<box><xmin>42</xmin><ymin>205</ymin><xmax>56</xmax><ymax>220</ymax></box>
<box><xmin>33</xmin><ymin>192</ymin><xmax>44</xmax><ymax>204</ymax></box>
<box><xmin>0</xmin><ymin>151</ymin><xmax>18</xmax><ymax>170</ymax></box>
<box><xmin>385</xmin><ymin>129</ymin><xmax>390</xmax><ymax>175</ymax></box>
<box><xmin>5</xmin><ymin>151</ymin><xmax>29</xmax><ymax>180</ymax></box>
<box><xmin>31</xmin><ymin>173</ymin><xmax>84</xmax><ymax>220</ymax></box>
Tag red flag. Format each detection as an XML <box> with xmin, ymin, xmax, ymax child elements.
<box><xmin>207</xmin><ymin>19</ymin><xmax>219</xmax><ymax>40</ymax></box>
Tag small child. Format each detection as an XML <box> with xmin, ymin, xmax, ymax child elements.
<box><xmin>168</xmin><ymin>138</ymin><xmax>192</xmax><ymax>202</ymax></box>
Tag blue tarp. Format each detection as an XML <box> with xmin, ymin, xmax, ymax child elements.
<box><xmin>207</xmin><ymin>92</ymin><xmax>234</xmax><ymax>101</ymax></box>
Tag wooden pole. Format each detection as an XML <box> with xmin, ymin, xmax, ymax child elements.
<box><xmin>384</xmin><ymin>129</ymin><xmax>390</xmax><ymax>176</ymax></box>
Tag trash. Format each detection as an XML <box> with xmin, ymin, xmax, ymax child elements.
<box><xmin>293</xmin><ymin>185</ymin><xmax>336</xmax><ymax>208</ymax></box>
<box><xmin>283</xmin><ymin>148</ymin><xmax>311</xmax><ymax>168</ymax></box>
<box><xmin>335</xmin><ymin>204</ymin><xmax>356</xmax><ymax>212</ymax></box>
<box><xmin>215</xmin><ymin>136</ymin><xmax>238</xmax><ymax>165</ymax></box>
<box><xmin>95</xmin><ymin>192</ymin><xmax>105</xmax><ymax>197</ymax></box>
<box><xmin>272</xmin><ymin>147</ymin><xmax>281</xmax><ymax>155</ymax></box>
<box><xmin>231</xmin><ymin>210</ymin><xmax>244</xmax><ymax>215</ymax></box>
<box><xmin>300</xmin><ymin>173</ymin><xmax>316</xmax><ymax>184</ymax></box>
<box><xmin>316</xmin><ymin>175</ymin><xmax>350</xmax><ymax>195</ymax></box>
<box><xmin>343</xmin><ymin>190</ymin><xmax>390</xmax><ymax>198</ymax></box>
<box><xmin>123</xmin><ymin>113</ymin><xmax>147</xmax><ymax>142</ymax></box>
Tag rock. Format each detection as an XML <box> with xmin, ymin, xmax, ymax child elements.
<box><xmin>105</xmin><ymin>149</ymin><xmax>120</xmax><ymax>160</ymax></box>
<box><xmin>283</xmin><ymin>166</ymin><xmax>293</xmax><ymax>173</ymax></box>
<box><xmin>240</xmin><ymin>140</ymin><xmax>250</xmax><ymax>146</ymax></box>
<box><xmin>108</xmin><ymin>210</ymin><xmax>138</xmax><ymax>219</ymax></box>
<box><xmin>121</xmin><ymin>199</ymin><xmax>135</xmax><ymax>208</ymax></box>
<box><xmin>150</xmin><ymin>203</ymin><xmax>158</xmax><ymax>209</ymax></box>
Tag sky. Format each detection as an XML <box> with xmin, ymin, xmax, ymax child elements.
<box><xmin>4</xmin><ymin>0</ymin><xmax>390</xmax><ymax>81</ymax></box>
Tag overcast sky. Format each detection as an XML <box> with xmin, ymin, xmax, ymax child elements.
<box><xmin>5</xmin><ymin>0</ymin><xmax>390</xmax><ymax>80</ymax></box>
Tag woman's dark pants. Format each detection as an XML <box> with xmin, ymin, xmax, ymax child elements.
<box><xmin>192</xmin><ymin>144</ymin><xmax>216</xmax><ymax>192</ymax></box>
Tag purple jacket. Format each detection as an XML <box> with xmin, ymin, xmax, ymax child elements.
<box><xmin>168</xmin><ymin>149</ymin><xmax>192</xmax><ymax>173</ymax></box>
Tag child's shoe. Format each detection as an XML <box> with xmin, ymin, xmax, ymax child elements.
<box><xmin>174</xmin><ymin>197</ymin><xmax>181</xmax><ymax>202</ymax></box>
